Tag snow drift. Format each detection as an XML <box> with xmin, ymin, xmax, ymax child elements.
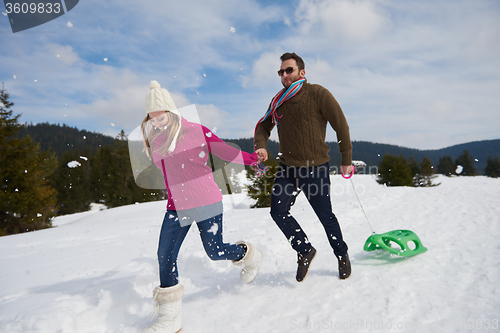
<box><xmin>1</xmin><ymin>175</ymin><xmax>499</xmax><ymax>332</ymax></box>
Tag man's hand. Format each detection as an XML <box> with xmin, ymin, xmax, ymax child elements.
<box><xmin>340</xmin><ymin>165</ymin><xmax>353</xmax><ymax>178</ymax></box>
<box><xmin>255</xmin><ymin>148</ymin><xmax>268</xmax><ymax>162</ymax></box>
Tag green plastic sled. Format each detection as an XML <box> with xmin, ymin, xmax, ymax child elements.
<box><xmin>363</xmin><ymin>229</ymin><xmax>427</xmax><ymax>257</ymax></box>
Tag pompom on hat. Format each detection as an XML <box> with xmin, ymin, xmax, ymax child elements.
<box><xmin>145</xmin><ymin>80</ymin><xmax>181</xmax><ymax>152</ymax></box>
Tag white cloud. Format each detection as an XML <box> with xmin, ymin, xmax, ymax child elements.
<box><xmin>240</xmin><ymin>48</ymin><xmax>284</xmax><ymax>90</ymax></box>
<box><xmin>425</xmin><ymin>100</ymin><xmax>454</xmax><ymax>118</ymax></box>
<box><xmin>295</xmin><ymin>0</ymin><xmax>389</xmax><ymax>44</ymax></box>
<box><xmin>302</xmin><ymin>58</ymin><xmax>342</xmax><ymax>88</ymax></box>
<box><xmin>195</xmin><ymin>104</ymin><xmax>231</xmax><ymax>134</ymax></box>
<box><xmin>76</xmin><ymin>85</ymin><xmax>144</xmax><ymax>130</ymax></box>
<box><xmin>47</xmin><ymin>44</ymin><xmax>80</xmax><ymax>65</ymax></box>
<box><xmin>1</xmin><ymin>0</ymin><xmax>499</xmax><ymax>149</ymax></box>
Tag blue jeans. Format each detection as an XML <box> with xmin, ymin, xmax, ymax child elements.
<box><xmin>157</xmin><ymin>201</ymin><xmax>245</xmax><ymax>287</ymax></box>
<box><xmin>270</xmin><ymin>162</ymin><xmax>348</xmax><ymax>258</ymax></box>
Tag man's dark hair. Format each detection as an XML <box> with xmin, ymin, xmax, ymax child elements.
<box><xmin>280</xmin><ymin>52</ymin><xmax>305</xmax><ymax>71</ymax></box>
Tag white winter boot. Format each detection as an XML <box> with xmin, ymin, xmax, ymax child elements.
<box><xmin>232</xmin><ymin>241</ymin><xmax>263</xmax><ymax>283</ymax></box>
<box><xmin>143</xmin><ymin>284</ymin><xmax>183</xmax><ymax>333</ymax></box>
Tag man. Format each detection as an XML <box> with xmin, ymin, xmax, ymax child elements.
<box><xmin>254</xmin><ymin>52</ymin><xmax>353</xmax><ymax>282</ymax></box>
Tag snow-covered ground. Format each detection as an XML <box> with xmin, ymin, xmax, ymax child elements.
<box><xmin>1</xmin><ymin>175</ymin><xmax>499</xmax><ymax>333</ymax></box>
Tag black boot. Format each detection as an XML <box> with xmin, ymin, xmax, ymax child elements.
<box><xmin>338</xmin><ymin>252</ymin><xmax>351</xmax><ymax>279</ymax></box>
<box><xmin>296</xmin><ymin>247</ymin><xmax>316</xmax><ymax>282</ymax></box>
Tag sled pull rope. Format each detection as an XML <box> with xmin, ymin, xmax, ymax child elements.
<box><xmin>349</xmin><ymin>177</ymin><xmax>375</xmax><ymax>234</ymax></box>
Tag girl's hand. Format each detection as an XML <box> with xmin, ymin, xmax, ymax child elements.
<box><xmin>255</xmin><ymin>148</ymin><xmax>268</xmax><ymax>162</ymax></box>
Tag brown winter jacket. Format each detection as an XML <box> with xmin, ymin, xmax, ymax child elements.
<box><xmin>254</xmin><ymin>81</ymin><xmax>353</xmax><ymax>167</ymax></box>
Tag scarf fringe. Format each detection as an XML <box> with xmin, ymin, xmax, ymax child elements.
<box><xmin>255</xmin><ymin>162</ymin><xmax>269</xmax><ymax>177</ymax></box>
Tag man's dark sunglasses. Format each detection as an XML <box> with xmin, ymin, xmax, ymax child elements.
<box><xmin>277</xmin><ymin>67</ymin><xmax>297</xmax><ymax>76</ymax></box>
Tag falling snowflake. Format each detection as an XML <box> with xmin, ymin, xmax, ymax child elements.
<box><xmin>230</xmin><ymin>27</ymin><xmax>236</xmax><ymax>33</ymax></box>
<box><xmin>67</xmin><ymin>161</ymin><xmax>81</xmax><ymax>168</ymax></box>
<box><xmin>67</xmin><ymin>21</ymin><xmax>73</xmax><ymax>28</ymax></box>
<box><xmin>208</xmin><ymin>223</ymin><xmax>218</xmax><ymax>235</ymax></box>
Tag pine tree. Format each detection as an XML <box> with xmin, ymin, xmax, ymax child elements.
<box><xmin>89</xmin><ymin>145</ymin><xmax>113</xmax><ymax>205</ymax></box>
<box><xmin>485</xmin><ymin>156</ymin><xmax>500</xmax><ymax>178</ymax></box>
<box><xmin>89</xmin><ymin>131</ymin><xmax>165</xmax><ymax>208</ymax></box>
<box><xmin>376</xmin><ymin>154</ymin><xmax>413</xmax><ymax>186</ymax></box>
<box><xmin>51</xmin><ymin>150</ymin><xmax>91</xmax><ymax>214</ymax></box>
<box><xmin>208</xmin><ymin>151</ymin><xmax>246</xmax><ymax>195</ymax></box>
<box><xmin>0</xmin><ymin>86</ymin><xmax>57</xmax><ymax>235</ymax></box>
<box><xmin>437</xmin><ymin>155</ymin><xmax>455</xmax><ymax>176</ymax></box>
<box><xmin>107</xmin><ymin>130</ymin><xmax>135</xmax><ymax>207</ymax></box>
<box><xmin>246</xmin><ymin>154</ymin><xmax>279</xmax><ymax>208</ymax></box>
<box><xmin>90</xmin><ymin>139</ymin><xmax>126</xmax><ymax>208</ymax></box>
<box><xmin>455</xmin><ymin>150</ymin><xmax>476</xmax><ymax>176</ymax></box>
<box><xmin>228</xmin><ymin>167</ymin><xmax>243</xmax><ymax>194</ymax></box>
<box><xmin>208</xmin><ymin>153</ymin><xmax>233</xmax><ymax>194</ymax></box>
<box><xmin>408</xmin><ymin>156</ymin><xmax>420</xmax><ymax>186</ymax></box>
<box><xmin>415</xmin><ymin>157</ymin><xmax>440</xmax><ymax>187</ymax></box>
<box><xmin>408</xmin><ymin>156</ymin><xmax>420</xmax><ymax>178</ymax></box>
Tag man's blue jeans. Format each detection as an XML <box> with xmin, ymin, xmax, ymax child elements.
<box><xmin>270</xmin><ymin>162</ymin><xmax>348</xmax><ymax>258</ymax></box>
<box><xmin>157</xmin><ymin>201</ymin><xmax>245</xmax><ymax>287</ymax></box>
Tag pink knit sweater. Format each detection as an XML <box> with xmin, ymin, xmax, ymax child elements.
<box><xmin>153</xmin><ymin>118</ymin><xmax>258</xmax><ymax>211</ymax></box>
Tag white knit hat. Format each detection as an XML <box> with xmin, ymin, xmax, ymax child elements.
<box><xmin>146</xmin><ymin>80</ymin><xmax>181</xmax><ymax>152</ymax></box>
<box><xmin>145</xmin><ymin>80</ymin><xmax>180</xmax><ymax>116</ymax></box>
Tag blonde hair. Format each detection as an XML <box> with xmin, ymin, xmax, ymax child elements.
<box><xmin>141</xmin><ymin>112</ymin><xmax>185</xmax><ymax>159</ymax></box>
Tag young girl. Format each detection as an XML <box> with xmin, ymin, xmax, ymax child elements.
<box><xmin>141</xmin><ymin>81</ymin><xmax>263</xmax><ymax>333</ymax></box>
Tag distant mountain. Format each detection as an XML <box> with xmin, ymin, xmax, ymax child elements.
<box><xmin>19</xmin><ymin>123</ymin><xmax>499</xmax><ymax>174</ymax></box>
<box><xmin>344</xmin><ymin>140</ymin><xmax>500</xmax><ymax>174</ymax></box>
<box><xmin>18</xmin><ymin>123</ymin><xmax>115</xmax><ymax>156</ymax></box>
<box><xmin>225</xmin><ymin>138</ymin><xmax>500</xmax><ymax>174</ymax></box>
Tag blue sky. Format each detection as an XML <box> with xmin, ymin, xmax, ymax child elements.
<box><xmin>1</xmin><ymin>0</ymin><xmax>499</xmax><ymax>150</ymax></box>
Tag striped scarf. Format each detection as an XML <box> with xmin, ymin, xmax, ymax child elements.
<box><xmin>254</xmin><ymin>77</ymin><xmax>306</xmax><ymax>176</ymax></box>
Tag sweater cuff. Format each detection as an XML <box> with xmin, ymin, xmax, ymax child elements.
<box><xmin>340</xmin><ymin>150</ymin><xmax>352</xmax><ymax>166</ymax></box>
<box><xmin>254</xmin><ymin>141</ymin><xmax>267</xmax><ymax>151</ymax></box>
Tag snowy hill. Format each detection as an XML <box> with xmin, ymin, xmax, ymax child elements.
<box><xmin>1</xmin><ymin>175</ymin><xmax>499</xmax><ymax>332</ymax></box>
